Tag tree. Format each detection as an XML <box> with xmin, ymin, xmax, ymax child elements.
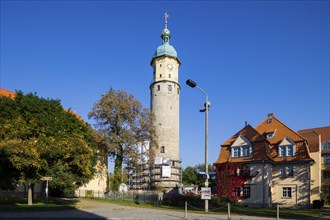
<box><xmin>214</xmin><ymin>162</ymin><xmax>252</xmax><ymax>201</ymax></box>
<box><xmin>0</xmin><ymin>91</ymin><xmax>97</xmax><ymax>204</ymax></box>
<box><xmin>182</xmin><ymin>166</ymin><xmax>198</xmax><ymax>185</ymax></box>
<box><xmin>182</xmin><ymin>164</ymin><xmax>216</xmax><ymax>187</ymax></box>
<box><xmin>88</xmin><ymin>88</ymin><xmax>156</xmax><ymax>189</ymax></box>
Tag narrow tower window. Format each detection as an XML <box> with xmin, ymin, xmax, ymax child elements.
<box><xmin>168</xmin><ymin>85</ymin><xmax>172</xmax><ymax>91</ymax></box>
<box><xmin>160</xmin><ymin>146</ymin><xmax>165</xmax><ymax>153</ymax></box>
<box><xmin>160</xmin><ymin>74</ymin><xmax>162</xmax><ymax>78</ymax></box>
<box><xmin>157</xmin><ymin>85</ymin><xmax>160</xmax><ymax>91</ymax></box>
<box><xmin>169</xmin><ymin>74</ymin><xmax>171</xmax><ymax>78</ymax></box>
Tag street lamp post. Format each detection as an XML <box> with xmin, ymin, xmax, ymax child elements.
<box><xmin>186</xmin><ymin>79</ymin><xmax>210</xmax><ymax>213</ymax></box>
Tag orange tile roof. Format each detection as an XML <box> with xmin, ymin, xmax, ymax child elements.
<box><xmin>215</xmin><ymin>125</ymin><xmax>271</xmax><ymax>164</ymax></box>
<box><xmin>297</xmin><ymin>130</ymin><xmax>320</xmax><ymax>152</ymax></box>
<box><xmin>298</xmin><ymin>126</ymin><xmax>330</xmax><ymax>152</ymax></box>
<box><xmin>298</xmin><ymin>126</ymin><xmax>330</xmax><ymax>143</ymax></box>
<box><xmin>255</xmin><ymin>115</ymin><xmax>306</xmax><ymax>144</ymax></box>
<box><xmin>0</xmin><ymin>88</ymin><xmax>16</xmax><ymax>99</ymax></box>
<box><xmin>215</xmin><ymin>113</ymin><xmax>313</xmax><ymax>165</ymax></box>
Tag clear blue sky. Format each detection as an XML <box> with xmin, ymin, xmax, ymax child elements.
<box><xmin>1</xmin><ymin>0</ymin><xmax>329</xmax><ymax>170</ymax></box>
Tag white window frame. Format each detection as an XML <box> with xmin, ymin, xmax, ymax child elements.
<box><xmin>231</xmin><ymin>135</ymin><xmax>252</xmax><ymax>158</ymax></box>
<box><xmin>282</xmin><ymin>187</ymin><xmax>292</xmax><ymax>198</ymax></box>
<box><xmin>278</xmin><ymin>137</ymin><xmax>296</xmax><ymax>157</ymax></box>
<box><xmin>243</xmin><ymin>186</ymin><xmax>251</xmax><ymax>198</ymax></box>
<box><xmin>231</xmin><ymin>145</ymin><xmax>252</xmax><ymax>158</ymax></box>
<box><xmin>279</xmin><ymin>145</ymin><xmax>295</xmax><ymax>157</ymax></box>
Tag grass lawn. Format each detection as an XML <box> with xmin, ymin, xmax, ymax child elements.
<box><xmin>0</xmin><ymin>197</ymin><xmax>78</xmax><ymax>211</ymax></box>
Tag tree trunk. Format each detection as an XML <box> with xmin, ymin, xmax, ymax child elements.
<box><xmin>114</xmin><ymin>147</ymin><xmax>123</xmax><ymax>175</ymax></box>
<box><xmin>27</xmin><ymin>183</ymin><xmax>34</xmax><ymax>205</ymax></box>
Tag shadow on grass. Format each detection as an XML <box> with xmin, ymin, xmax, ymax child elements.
<box><xmin>0</xmin><ymin>197</ymin><xmax>107</xmax><ymax>219</ymax></box>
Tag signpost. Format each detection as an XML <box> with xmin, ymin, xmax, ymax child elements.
<box><xmin>41</xmin><ymin>177</ymin><xmax>52</xmax><ymax>207</ymax></box>
<box><xmin>201</xmin><ymin>187</ymin><xmax>211</xmax><ymax>200</ymax></box>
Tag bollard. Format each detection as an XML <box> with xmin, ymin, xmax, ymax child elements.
<box><xmin>185</xmin><ymin>201</ymin><xmax>188</xmax><ymax>219</ymax></box>
<box><xmin>277</xmin><ymin>204</ymin><xmax>280</xmax><ymax>220</ymax></box>
<box><xmin>228</xmin><ymin>203</ymin><xmax>231</xmax><ymax>220</ymax></box>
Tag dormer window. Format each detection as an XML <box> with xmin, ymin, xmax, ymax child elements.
<box><xmin>266</xmin><ymin>129</ymin><xmax>276</xmax><ymax>138</ymax></box>
<box><xmin>278</xmin><ymin>137</ymin><xmax>296</xmax><ymax>157</ymax></box>
<box><xmin>266</xmin><ymin>132</ymin><xmax>274</xmax><ymax>138</ymax></box>
<box><xmin>231</xmin><ymin>135</ymin><xmax>252</xmax><ymax>158</ymax></box>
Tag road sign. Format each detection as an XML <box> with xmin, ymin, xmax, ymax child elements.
<box><xmin>41</xmin><ymin>177</ymin><xmax>52</xmax><ymax>181</ymax></box>
<box><xmin>201</xmin><ymin>187</ymin><xmax>211</xmax><ymax>200</ymax></box>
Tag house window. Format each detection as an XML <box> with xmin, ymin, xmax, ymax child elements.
<box><xmin>323</xmin><ymin>171</ymin><xmax>330</xmax><ymax>179</ymax></box>
<box><xmin>322</xmin><ymin>141</ymin><xmax>330</xmax><ymax>150</ymax></box>
<box><xmin>266</xmin><ymin>132</ymin><xmax>274</xmax><ymax>138</ymax></box>
<box><xmin>324</xmin><ymin>156</ymin><xmax>330</xmax><ymax>164</ymax></box>
<box><xmin>242</xmin><ymin>146</ymin><xmax>250</xmax><ymax>157</ymax></box>
<box><xmin>232</xmin><ymin>145</ymin><xmax>252</xmax><ymax>158</ymax></box>
<box><xmin>239</xmin><ymin>166</ymin><xmax>250</xmax><ymax>176</ymax></box>
<box><xmin>233</xmin><ymin>147</ymin><xmax>240</xmax><ymax>157</ymax></box>
<box><xmin>235</xmin><ymin>187</ymin><xmax>241</xmax><ymax>197</ymax></box>
<box><xmin>243</xmin><ymin>186</ymin><xmax>251</xmax><ymax>198</ymax></box>
<box><xmin>282</xmin><ymin>187</ymin><xmax>292</xmax><ymax>198</ymax></box>
<box><xmin>160</xmin><ymin>146</ymin><xmax>165</xmax><ymax>153</ymax></box>
<box><xmin>157</xmin><ymin>85</ymin><xmax>160</xmax><ymax>91</ymax></box>
<box><xmin>280</xmin><ymin>166</ymin><xmax>294</xmax><ymax>178</ymax></box>
<box><xmin>279</xmin><ymin>145</ymin><xmax>295</xmax><ymax>157</ymax></box>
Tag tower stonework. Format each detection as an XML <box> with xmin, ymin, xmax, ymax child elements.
<box><xmin>150</xmin><ymin>14</ymin><xmax>181</xmax><ymax>191</ymax></box>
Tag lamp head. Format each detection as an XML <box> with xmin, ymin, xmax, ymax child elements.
<box><xmin>186</xmin><ymin>79</ymin><xmax>197</xmax><ymax>88</ymax></box>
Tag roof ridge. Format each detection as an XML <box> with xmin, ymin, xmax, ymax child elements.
<box><xmin>257</xmin><ymin>115</ymin><xmax>307</xmax><ymax>141</ymax></box>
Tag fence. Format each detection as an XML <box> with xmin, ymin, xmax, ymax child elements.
<box><xmin>76</xmin><ymin>189</ymin><xmax>161</xmax><ymax>206</ymax></box>
<box><xmin>75</xmin><ymin>189</ymin><xmax>106</xmax><ymax>198</ymax></box>
<box><xmin>184</xmin><ymin>202</ymin><xmax>284</xmax><ymax>220</ymax></box>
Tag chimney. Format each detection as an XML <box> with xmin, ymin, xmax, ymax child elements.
<box><xmin>267</xmin><ymin>113</ymin><xmax>274</xmax><ymax>123</ymax></box>
<box><xmin>268</xmin><ymin>113</ymin><xmax>274</xmax><ymax>119</ymax></box>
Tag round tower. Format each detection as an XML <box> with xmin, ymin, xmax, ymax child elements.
<box><xmin>150</xmin><ymin>13</ymin><xmax>181</xmax><ymax>191</ymax></box>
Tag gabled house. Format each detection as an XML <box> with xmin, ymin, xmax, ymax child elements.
<box><xmin>215</xmin><ymin>113</ymin><xmax>314</xmax><ymax>208</ymax></box>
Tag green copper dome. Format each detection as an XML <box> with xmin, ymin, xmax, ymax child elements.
<box><xmin>153</xmin><ymin>28</ymin><xmax>178</xmax><ymax>58</ymax></box>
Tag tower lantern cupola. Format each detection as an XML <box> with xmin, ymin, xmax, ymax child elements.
<box><xmin>152</xmin><ymin>13</ymin><xmax>180</xmax><ymax>63</ymax></box>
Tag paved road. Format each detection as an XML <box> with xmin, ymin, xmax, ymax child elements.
<box><xmin>0</xmin><ymin>199</ymin><xmax>328</xmax><ymax>220</ymax></box>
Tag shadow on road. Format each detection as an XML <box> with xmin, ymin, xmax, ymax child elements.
<box><xmin>0</xmin><ymin>198</ymin><xmax>107</xmax><ymax>220</ymax></box>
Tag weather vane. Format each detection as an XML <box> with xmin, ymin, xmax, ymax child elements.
<box><xmin>164</xmin><ymin>12</ymin><xmax>169</xmax><ymax>29</ymax></box>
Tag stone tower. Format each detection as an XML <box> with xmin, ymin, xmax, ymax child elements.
<box><xmin>149</xmin><ymin>13</ymin><xmax>181</xmax><ymax>191</ymax></box>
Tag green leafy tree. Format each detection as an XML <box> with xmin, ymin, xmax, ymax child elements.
<box><xmin>182</xmin><ymin>166</ymin><xmax>198</xmax><ymax>185</ymax></box>
<box><xmin>182</xmin><ymin>164</ymin><xmax>216</xmax><ymax>188</ymax></box>
<box><xmin>0</xmin><ymin>91</ymin><xmax>97</xmax><ymax>204</ymax></box>
<box><xmin>88</xmin><ymin>88</ymin><xmax>156</xmax><ymax>189</ymax></box>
